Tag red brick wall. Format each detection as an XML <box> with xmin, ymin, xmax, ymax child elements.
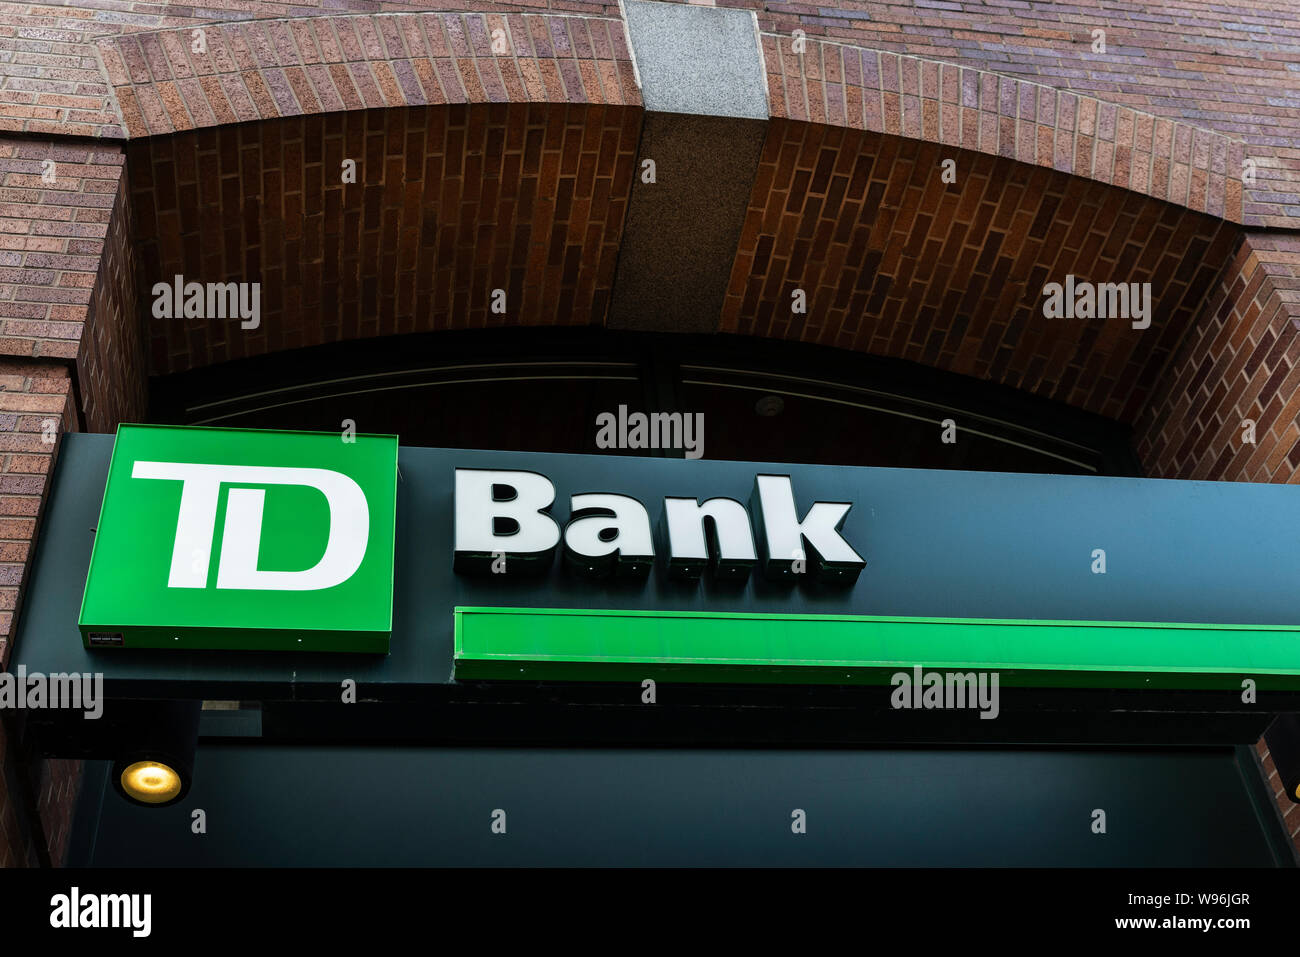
<box><xmin>1136</xmin><ymin>233</ymin><xmax>1300</xmax><ymax>481</ymax></box>
<box><xmin>1258</xmin><ymin>738</ymin><xmax>1300</xmax><ymax>848</ymax></box>
<box><xmin>733</xmin><ymin>0</ymin><xmax>1300</xmax><ymax>228</ymax></box>
<box><xmin>0</xmin><ymin>362</ymin><xmax>72</xmax><ymax>656</ymax></box>
<box><xmin>1</xmin><ymin>0</ymin><xmax>1297</xmax><ymax>226</ymax></box>
<box><xmin>133</xmin><ymin>102</ymin><xmax>640</xmax><ymax>374</ymax></box>
<box><xmin>33</xmin><ymin>755</ymin><xmax>79</xmax><ymax>866</ymax></box>
<box><xmin>78</xmin><ymin>168</ymin><xmax>146</xmax><ymax>432</ymax></box>
<box><xmin>0</xmin><ymin>360</ymin><xmax>77</xmax><ymax>867</ymax></box>
<box><xmin>0</xmin><ymin>717</ymin><xmax>31</xmax><ymax>865</ymax></box>
<box><xmin>722</xmin><ymin>118</ymin><xmax>1236</xmax><ymax>421</ymax></box>
<box><xmin>97</xmin><ymin>12</ymin><xmax>641</xmax><ymax>137</ymax></box>
<box><xmin>765</xmin><ymin>34</ymin><xmax>1245</xmax><ymax>220</ymax></box>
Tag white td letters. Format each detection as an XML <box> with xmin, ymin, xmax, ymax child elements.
<box><xmin>132</xmin><ymin>461</ymin><xmax>370</xmax><ymax>591</ymax></box>
<box><xmin>453</xmin><ymin>468</ymin><xmax>865</xmax><ymax>584</ymax></box>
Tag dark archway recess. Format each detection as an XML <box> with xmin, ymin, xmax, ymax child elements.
<box><xmin>130</xmin><ymin>103</ymin><xmax>642</xmax><ymax>374</ymax></box>
<box><xmin>130</xmin><ymin>104</ymin><xmax>1235</xmax><ymax>428</ymax></box>
<box><xmin>148</xmin><ymin>327</ymin><xmax>1139</xmax><ymax>475</ymax></box>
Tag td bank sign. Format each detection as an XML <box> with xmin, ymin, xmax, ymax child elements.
<box><xmin>79</xmin><ymin>425</ymin><xmax>864</xmax><ymax>653</ymax></box>
<box><xmin>80</xmin><ymin>426</ymin><xmax>399</xmax><ymax>653</ymax></box>
<box><xmin>68</xmin><ymin>425</ymin><xmax>1300</xmax><ymax>686</ymax></box>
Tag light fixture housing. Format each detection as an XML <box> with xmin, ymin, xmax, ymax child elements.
<box><xmin>108</xmin><ymin>699</ymin><xmax>201</xmax><ymax>808</ymax></box>
<box><xmin>115</xmin><ymin>757</ymin><xmax>187</xmax><ymax>806</ymax></box>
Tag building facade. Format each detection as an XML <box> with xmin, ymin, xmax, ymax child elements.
<box><xmin>2</xmin><ymin>0</ymin><xmax>1300</xmax><ymax>865</ymax></box>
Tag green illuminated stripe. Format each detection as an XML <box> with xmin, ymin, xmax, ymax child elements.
<box><xmin>452</xmin><ymin>606</ymin><xmax>1300</xmax><ymax>689</ymax></box>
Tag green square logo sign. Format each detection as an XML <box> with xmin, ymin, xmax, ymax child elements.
<box><xmin>79</xmin><ymin>425</ymin><xmax>398</xmax><ymax>653</ymax></box>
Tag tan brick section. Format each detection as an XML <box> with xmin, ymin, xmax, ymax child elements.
<box><xmin>97</xmin><ymin>12</ymin><xmax>641</xmax><ymax>138</ymax></box>
<box><xmin>0</xmin><ymin>139</ymin><xmax>127</xmax><ymax>363</ymax></box>
<box><xmin>88</xmin><ymin>16</ymin><xmax>1251</xmax><ymax>229</ymax></box>
<box><xmin>0</xmin><ymin>362</ymin><xmax>68</xmax><ymax>663</ymax></box>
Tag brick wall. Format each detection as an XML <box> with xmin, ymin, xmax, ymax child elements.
<box><xmin>0</xmin><ymin>139</ymin><xmax>128</xmax><ymax>371</ymax></box>
<box><xmin>78</xmin><ymin>167</ymin><xmax>145</xmax><ymax>432</ymax></box>
<box><xmin>0</xmin><ymin>716</ymin><xmax>30</xmax><ymax>865</ymax></box>
<box><xmin>0</xmin><ymin>136</ymin><xmax>135</xmax><ymax>868</ymax></box>
<box><xmin>133</xmin><ymin>102</ymin><xmax>640</xmax><ymax>374</ymax></box>
<box><xmin>1258</xmin><ymin>738</ymin><xmax>1300</xmax><ymax>848</ymax></box>
<box><xmin>765</xmin><ymin>34</ymin><xmax>1245</xmax><ymax>220</ymax></box>
<box><xmin>722</xmin><ymin>118</ymin><xmax>1235</xmax><ymax>421</ymax></box>
<box><xmin>0</xmin><ymin>360</ymin><xmax>76</xmax><ymax>867</ymax></box>
<box><xmin>2</xmin><ymin>0</ymin><xmax>1298</xmax><ymax>226</ymax></box>
<box><xmin>733</xmin><ymin>0</ymin><xmax>1300</xmax><ymax>228</ymax></box>
<box><xmin>0</xmin><ymin>363</ymin><xmax>72</xmax><ymax>657</ymax></box>
<box><xmin>1136</xmin><ymin>233</ymin><xmax>1300</xmax><ymax>481</ymax></box>
<box><xmin>97</xmin><ymin>12</ymin><xmax>641</xmax><ymax>137</ymax></box>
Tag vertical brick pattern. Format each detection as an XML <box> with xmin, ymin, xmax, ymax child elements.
<box><xmin>0</xmin><ymin>738</ymin><xmax>79</xmax><ymax>867</ymax></box>
<box><xmin>765</xmin><ymin>35</ymin><xmax>1244</xmax><ymax>222</ymax></box>
<box><xmin>1136</xmin><ymin>234</ymin><xmax>1300</xmax><ymax>481</ymax></box>
<box><xmin>78</xmin><ymin>172</ymin><xmax>146</xmax><ymax>432</ymax></box>
<box><xmin>98</xmin><ymin>13</ymin><xmax>641</xmax><ymax>138</ymax></box>
<box><xmin>0</xmin><ymin>137</ymin><xmax>134</xmax><ymax>869</ymax></box>
<box><xmin>722</xmin><ymin>118</ymin><xmax>1235</xmax><ymax>421</ymax></box>
<box><xmin>740</xmin><ymin>0</ymin><xmax>1300</xmax><ymax>228</ymax></box>
<box><xmin>0</xmin><ymin>0</ymin><xmax>623</xmax><ymax>140</ymax></box>
<box><xmin>133</xmin><ymin>103</ymin><xmax>640</xmax><ymax>374</ymax></box>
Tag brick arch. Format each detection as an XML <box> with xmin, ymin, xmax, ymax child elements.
<box><xmin>130</xmin><ymin>105</ymin><xmax>1236</xmax><ymax>425</ymax></box>
<box><xmin>765</xmin><ymin>34</ymin><xmax>1245</xmax><ymax>224</ymax></box>
<box><xmin>93</xmin><ymin>11</ymin><xmax>1245</xmax><ymax>227</ymax></box>
<box><xmin>718</xmin><ymin>124</ymin><xmax>1235</xmax><ymax>421</ymax></box>
<box><xmin>133</xmin><ymin>102</ymin><xmax>642</xmax><ymax>374</ymax></box>
<box><xmin>101</xmin><ymin>8</ymin><xmax>1247</xmax><ymax>424</ymax></box>
<box><xmin>96</xmin><ymin>11</ymin><xmax>641</xmax><ymax>139</ymax></box>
